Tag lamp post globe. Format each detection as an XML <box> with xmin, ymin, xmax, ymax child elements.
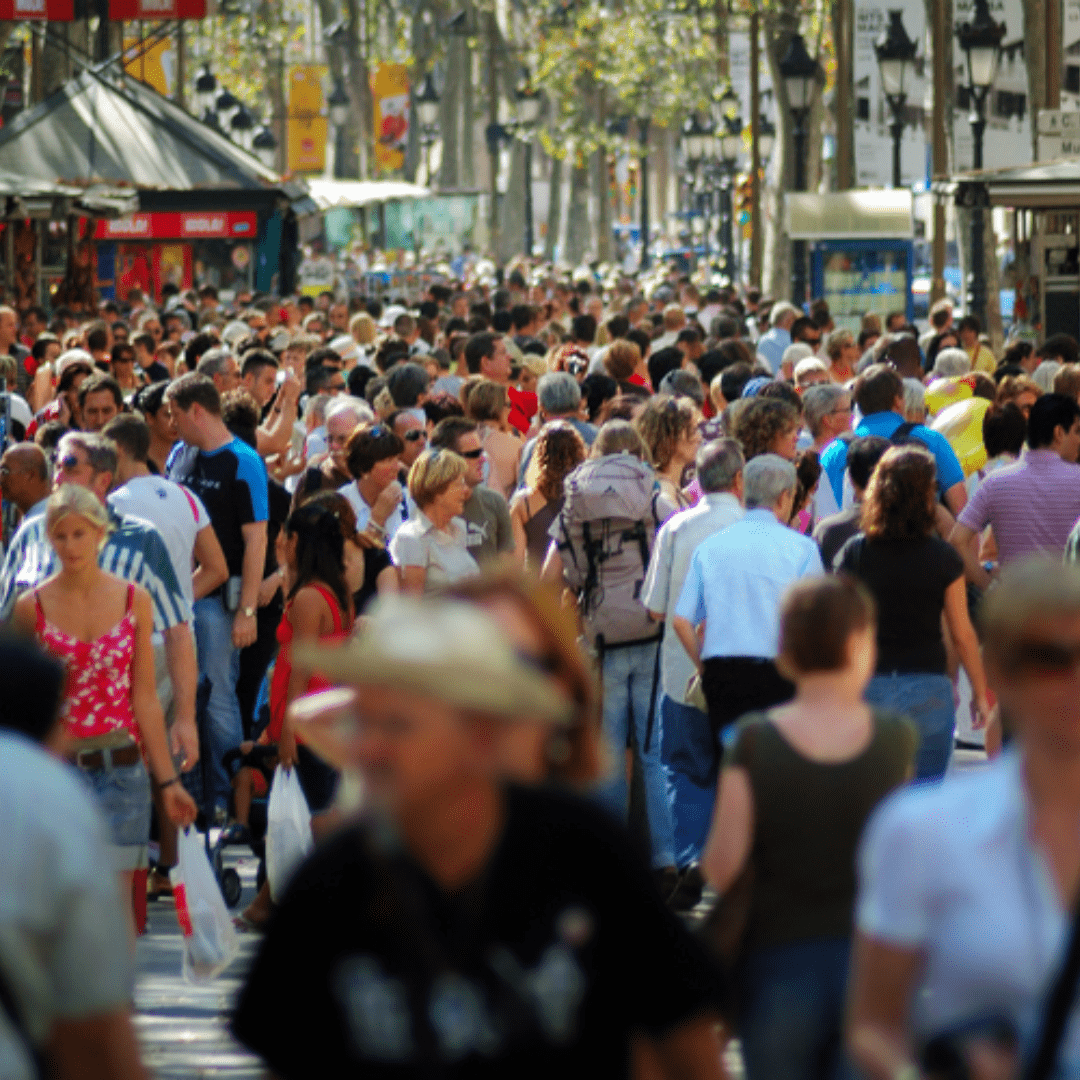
<box><xmin>415</xmin><ymin>71</ymin><xmax>441</xmax><ymax>130</ymax></box>
<box><xmin>875</xmin><ymin>9</ymin><xmax>919</xmax><ymax>188</ymax></box>
<box><xmin>194</xmin><ymin>64</ymin><xmax>217</xmax><ymax>116</ymax></box>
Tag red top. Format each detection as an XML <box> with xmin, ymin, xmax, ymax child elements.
<box><xmin>36</xmin><ymin>583</ymin><xmax>139</xmax><ymax>742</ymax></box>
<box><xmin>507</xmin><ymin>386</ymin><xmax>537</xmax><ymax>435</ymax></box>
<box><xmin>267</xmin><ymin>583</ymin><xmax>351</xmax><ymax>742</ymax></box>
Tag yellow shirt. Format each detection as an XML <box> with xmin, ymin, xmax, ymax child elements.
<box><xmin>969</xmin><ymin>343</ymin><xmax>996</xmax><ymax>374</ymax></box>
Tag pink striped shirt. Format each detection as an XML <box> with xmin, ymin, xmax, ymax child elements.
<box><xmin>957</xmin><ymin>450</ymin><xmax>1080</xmax><ymax>564</ymax></box>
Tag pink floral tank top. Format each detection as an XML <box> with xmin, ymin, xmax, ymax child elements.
<box><xmin>35</xmin><ymin>583</ymin><xmax>139</xmax><ymax>741</ymax></box>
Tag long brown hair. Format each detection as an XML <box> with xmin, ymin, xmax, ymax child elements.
<box><xmin>860</xmin><ymin>445</ymin><xmax>937</xmax><ymax>540</ymax></box>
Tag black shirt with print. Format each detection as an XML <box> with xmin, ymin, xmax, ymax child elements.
<box><xmin>232</xmin><ymin>784</ymin><xmax>723</xmax><ymax>1078</ymax></box>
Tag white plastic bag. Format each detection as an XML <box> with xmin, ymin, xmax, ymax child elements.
<box><xmin>170</xmin><ymin>827</ymin><xmax>240</xmax><ymax>982</ymax></box>
<box><xmin>265</xmin><ymin>764</ymin><xmax>313</xmax><ymax>902</ymax></box>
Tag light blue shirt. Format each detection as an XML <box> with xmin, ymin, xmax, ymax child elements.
<box><xmin>857</xmin><ymin>750</ymin><xmax>1080</xmax><ymax>1074</ymax></box>
<box><xmin>642</xmin><ymin>492</ymin><xmax>744</xmax><ymax>703</ymax></box>
<box><xmin>755</xmin><ymin>327</ymin><xmax>792</xmax><ymax>375</ymax></box>
<box><xmin>674</xmin><ymin>507</ymin><xmax>823</xmax><ymax>659</ymax></box>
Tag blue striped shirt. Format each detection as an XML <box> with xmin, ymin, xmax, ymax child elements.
<box><xmin>0</xmin><ymin>506</ymin><xmax>191</xmax><ymax>630</ymax></box>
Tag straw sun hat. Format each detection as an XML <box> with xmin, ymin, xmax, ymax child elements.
<box><xmin>293</xmin><ymin>594</ymin><xmax>575</xmax><ymax>727</ymax></box>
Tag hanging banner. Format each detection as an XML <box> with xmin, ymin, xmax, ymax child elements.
<box><xmin>371</xmin><ymin>63</ymin><xmax>409</xmax><ymax>175</ymax></box>
<box><xmin>0</xmin><ymin>0</ymin><xmax>72</xmax><ymax>19</ymax></box>
<box><xmin>110</xmin><ymin>0</ymin><xmax>204</xmax><ymax>16</ymax></box>
<box><xmin>122</xmin><ymin>35</ymin><xmax>174</xmax><ymax>96</ymax></box>
<box><xmin>287</xmin><ymin>65</ymin><xmax>328</xmax><ymax>174</ymax></box>
<box><xmin>1062</xmin><ymin>0</ymin><xmax>1080</xmax><ymax>105</ymax></box>
<box><xmin>852</xmin><ymin>0</ymin><xmax>926</xmax><ymax>188</ymax></box>
<box><xmin>952</xmin><ymin>0</ymin><xmax>1032</xmax><ymax>171</ymax></box>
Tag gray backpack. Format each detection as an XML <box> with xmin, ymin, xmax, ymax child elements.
<box><xmin>552</xmin><ymin>452</ymin><xmax>664</xmax><ymax>649</ymax></box>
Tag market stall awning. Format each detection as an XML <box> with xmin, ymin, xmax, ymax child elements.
<box><xmin>305</xmin><ymin>179</ymin><xmax>432</xmax><ymax>212</ymax></box>
<box><xmin>0</xmin><ymin>173</ymin><xmax>138</xmax><ymax>218</ymax></box>
<box><xmin>948</xmin><ymin>158</ymin><xmax>1080</xmax><ymax>209</ymax></box>
<box><xmin>0</xmin><ymin>66</ymin><xmax>288</xmax><ymax>194</ymax></box>
<box><xmin>785</xmin><ymin>191</ymin><xmax>914</xmax><ymax>240</ymax></box>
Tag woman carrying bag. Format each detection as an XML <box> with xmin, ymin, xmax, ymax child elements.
<box><xmin>702</xmin><ymin>575</ymin><xmax>916</xmax><ymax>1080</ymax></box>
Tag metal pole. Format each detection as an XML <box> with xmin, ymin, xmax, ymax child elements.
<box><xmin>487</xmin><ymin>14</ymin><xmax>500</xmax><ymax>262</ymax></box>
<box><xmin>523</xmin><ymin>137</ymin><xmax>534</xmax><ymax>257</ymax></box>
<box><xmin>723</xmin><ymin>168</ymin><xmax>734</xmax><ymax>278</ymax></box>
<box><xmin>890</xmin><ymin>97</ymin><xmax>905</xmax><ymax>189</ymax></box>
<box><xmin>639</xmin><ymin>116</ymin><xmax>650</xmax><ymax>270</ymax></box>
<box><xmin>968</xmin><ymin>96</ymin><xmax>987</xmax><ymax>324</ymax></box>
<box><xmin>749</xmin><ymin>10</ymin><xmax>762</xmax><ymax>289</ymax></box>
<box><xmin>792</xmin><ymin>113</ymin><xmax>807</xmax><ymax>309</ymax></box>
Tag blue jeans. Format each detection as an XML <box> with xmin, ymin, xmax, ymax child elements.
<box><xmin>864</xmin><ymin>671</ymin><xmax>954</xmax><ymax>781</ymax></box>
<box><xmin>739</xmin><ymin>938</ymin><xmax>858</xmax><ymax>1080</ymax></box>
<box><xmin>659</xmin><ymin>695</ymin><xmax>716</xmax><ymax>869</ymax></box>
<box><xmin>595</xmin><ymin>640</ymin><xmax>675</xmax><ymax>868</ymax></box>
<box><xmin>194</xmin><ymin>595</ymin><xmax>243</xmax><ymax>811</ymax></box>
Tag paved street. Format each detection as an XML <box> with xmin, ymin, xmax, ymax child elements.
<box><xmin>134</xmin><ymin>748</ymin><xmax>989</xmax><ymax>1077</ymax></box>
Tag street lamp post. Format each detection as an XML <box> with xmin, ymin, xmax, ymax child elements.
<box><xmin>957</xmin><ymin>0</ymin><xmax>1005</xmax><ymax>325</ymax></box>
<box><xmin>414</xmin><ymin>71</ymin><xmax>441</xmax><ymax>185</ymax></box>
<box><xmin>875</xmin><ymin>9</ymin><xmax>918</xmax><ymax>189</ymax></box>
<box><xmin>720</xmin><ymin>113</ymin><xmax>742</xmax><ymax>281</ymax></box>
<box><xmin>638</xmin><ymin>114</ymin><xmax>651</xmax><ymax>271</ymax></box>
<box><xmin>327</xmin><ymin>76</ymin><xmax>351</xmax><ymax>179</ymax></box>
<box><xmin>681</xmin><ymin>115</ymin><xmax>710</xmax><ymax>267</ymax></box>
<box><xmin>779</xmin><ymin>32</ymin><xmax>821</xmax><ymax>310</ymax></box>
<box><xmin>514</xmin><ymin>78</ymin><xmax>542</xmax><ymax>258</ymax></box>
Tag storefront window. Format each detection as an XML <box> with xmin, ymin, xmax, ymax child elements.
<box><xmin>192</xmin><ymin>239</ymin><xmax>253</xmax><ymax>296</ymax></box>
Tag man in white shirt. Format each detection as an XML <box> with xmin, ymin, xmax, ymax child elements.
<box><xmin>104</xmin><ymin>413</ymin><xmax>228</xmax><ymax>893</ymax></box>
<box><xmin>642</xmin><ymin>438</ymin><xmax>744</xmax><ymax>879</ymax></box>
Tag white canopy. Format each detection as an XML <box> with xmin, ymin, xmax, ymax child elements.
<box><xmin>305</xmin><ymin>179</ymin><xmax>431</xmax><ymax>212</ymax></box>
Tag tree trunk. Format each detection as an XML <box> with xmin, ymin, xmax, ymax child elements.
<box><xmin>461</xmin><ymin>28</ymin><xmax>475</xmax><ymax>188</ymax></box>
<box><xmin>1023</xmin><ymin>0</ymin><xmax>1048</xmax><ymax>160</ymax></box>
<box><xmin>565</xmin><ymin>154</ymin><xmax>590</xmax><ymax>265</ymax></box>
<box><xmin>439</xmin><ymin>34</ymin><xmax>464</xmax><ymax>189</ymax></box>
<box><xmin>545</xmin><ymin>152</ymin><xmax>562</xmax><ymax>260</ymax></box>
<box><xmin>499</xmin><ymin>141</ymin><xmax>525</xmax><ymax>262</ymax></box>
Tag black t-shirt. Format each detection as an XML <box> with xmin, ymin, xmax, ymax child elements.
<box><xmin>837</xmin><ymin>533</ymin><xmax>964</xmax><ymax>674</ymax></box>
<box><xmin>232</xmin><ymin>785</ymin><xmax>722</xmax><ymax>1079</ymax></box>
<box><xmin>812</xmin><ymin>507</ymin><xmax>861</xmax><ymax>571</ymax></box>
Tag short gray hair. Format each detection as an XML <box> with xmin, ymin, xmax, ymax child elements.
<box><xmin>659</xmin><ymin>368</ymin><xmax>705</xmax><ymax>406</ymax></box>
<box><xmin>1033</xmin><ymin>360</ymin><xmax>1062</xmax><ymax>394</ymax></box>
<box><xmin>902</xmin><ymin>378</ymin><xmax>926</xmax><ymax>420</ymax></box>
<box><xmin>325</xmin><ymin>395</ymin><xmax>373</xmax><ymax>428</ymax></box>
<box><xmin>58</xmin><ymin>431</ymin><xmax>117</xmax><ymax>477</ymax></box>
<box><xmin>932</xmin><ymin>347</ymin><xmax>971</xmax><ymax>378</ymax></box>
<box><xmin>824</xmin><ymin>328</ymin><xmax>855</xmax><ymax>362</ymax></box>
<box><xmin>696</xmin><ymin>438</ymin><xmax>744</xmax><ymax>494</ymax></box>
<box><xmin>538</xmin><ymin>371</ymin><xmax>582</xmax><ymax>417</ymax></box>
<box><xmin>784</xmin><ymin>343</ymin><xmax>815</xmax><ymax>371</ymax></box>
<box><xmin>196</xmin><ymin>346</ymin><xmax>234</xmax><ymax>378</ymax></box>
<box><xmin>802</xmin><ymin>383</ymin><xmax>849</xmax><ymax>437</ymax></box>
<box><xmin>770</xmin><ymin>301</ymin><xmax>799</xmax><ymax>328</ymax></box>
<box><xmin>743</xmin><ymin>453</ymin><xmax>797</xmax><ymax>509</ymax></box>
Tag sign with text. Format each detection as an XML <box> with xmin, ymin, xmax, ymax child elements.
<box><xmin>0</xmin><ymin>0</ymin><xmax>73</xmax><ymax>20</ymax></box>
<box><xmin>109</xmin><ymin>0</ymin><xmax>205</xmax><ymax>17</ymax></box>
<box><xmin>93</xmin><ymin>212</ymin><xmax>257</xmax><ymax>241</ymax></box>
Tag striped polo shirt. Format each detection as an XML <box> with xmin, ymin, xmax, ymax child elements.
<box><xmin>0</xmin><ymin>505</ymin><xmax>191</xmax><ymax>629</ymax></box>
<box><xmin>957</xmin><ymin>449</ymin><xmax>1080</xmax><ymax>565</ymax></box>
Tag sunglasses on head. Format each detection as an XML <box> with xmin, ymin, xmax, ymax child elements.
<box><xmin>1004</xmin><ymin>640</ymin><xmax>1080</xmax><ymax>676</ymax></box>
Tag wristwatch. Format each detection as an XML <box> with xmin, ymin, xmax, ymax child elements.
<box><xmin>241</xmin><ymin>605</ymin><xmax>256</xmax><ymax>618</ymax></box>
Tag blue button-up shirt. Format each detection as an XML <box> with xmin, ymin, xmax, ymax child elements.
<box><xmin>755</xmin><ymin>327</ymin><xmax>792</xmax><ymax>375</ymax></box>
<box><xmin>819</xmin><ymin>411</ymin><xmax>966</xmax><ymax>507</ymax></box>
<box><xmin>674</xmin><ymin>508</ymin><xmax>824</xmax><ymax>660</ymax></box>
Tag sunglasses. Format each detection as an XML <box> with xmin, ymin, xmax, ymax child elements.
<box><xmin>59</xmin><ymin>454</ymin><xmax>82</xmax><ymax>470</ymax></box>
<box><xmin>403</xmin><ymin>429</ymin><xmax>426</xmax><ymax>442</ymax></box>
<box><xmin>1004</xmin><ymin>640</ymin><xmax>1080</xmax><ymax>676</ymax></box>
<box><xmin>459</xmin><ymin>447</ymin><xmax>484</xmax><ymax>459</ymax></box>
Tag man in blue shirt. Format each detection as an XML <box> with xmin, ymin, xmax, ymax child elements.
<box><xmin>673</xmin><ymin>454</ymin><xmax>823</xmax><ymax>737</ymax></box>
<box><xmin>755</xmin><ymin>301</ymin><xmax>798</xmax><ymax>375</ymax></box>
<box><xmin>819</xmin><ymin>363</ymin><xmax>967</xmax><ymax>515</ymax></box>
<box><xmin>167</xmin><ymin>373</ymin><xmax>268</xmax><ymax>817</ymax></box>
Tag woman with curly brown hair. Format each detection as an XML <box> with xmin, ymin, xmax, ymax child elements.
<box><xmin>509</xmin><ymin>420</ymin><xmax>586</xmax><ymax>570</ymax></box>
<box><xmin>734</xmin><ymin>396</ymin><xmax>801</xmax><ymax>462</ymax></box>
<box><xmin>634</xmin><ymin>394</ymin><xmax>701</xmax><ymax>508</ymax></box>
<box><xmin>837</xmin><ymin>445</ymin><xmax>989</xmax><ymax>780</ymax></box>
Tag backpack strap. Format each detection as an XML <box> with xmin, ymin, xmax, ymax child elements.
<box><xmin>890</xmin><ymin>421</ymin><xmax>918</xmax><ymax>445</ymax></box>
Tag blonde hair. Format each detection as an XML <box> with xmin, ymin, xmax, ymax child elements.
<box><xmin>46</xmin><ymin>483</ymin><xmax>111</xmax><ymax>542</ymax></box>
<box><xmin>408</xmin><ymin>448</ymin><xmax>468</xmax><ymax>508</ymax></box>
<box><xmin>349</xmin><ymin>311</ymin><xmax>377</xmax><ymax>346</ymax></box>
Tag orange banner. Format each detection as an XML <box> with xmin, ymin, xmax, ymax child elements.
<box><xmin>288</xmin><ymin>65</ymin><xmax>328</xmax><ymax>174</ymax></box>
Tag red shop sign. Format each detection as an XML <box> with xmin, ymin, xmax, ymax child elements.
<box><xmin>94</xmin><ymin>211</ymin><xmax>258</xmax><ymax>241</ymax></box>
<box><xmin>108</xmin><ymin>0</ymin><xmax>205</xmax><ymax>16</ymax></box>
<box><xmin>0</xmin><ymin>0</ymin><xmax>74</xmax><ymax>19</ymax></box>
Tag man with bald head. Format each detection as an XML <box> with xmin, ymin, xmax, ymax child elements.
<box><xmin>0</xmin><ymin>441</ymin><xmax>50</xmax><ymax>522</ymax></box>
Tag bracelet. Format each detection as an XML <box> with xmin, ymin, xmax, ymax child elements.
<box><xmin>159</xmin><ymin>775</ymin><xmax>181</xmax><ymax>790</ymax></box>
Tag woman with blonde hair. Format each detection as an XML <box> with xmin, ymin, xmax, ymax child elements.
<box><xmin>634</xmin><ymin>394</ymin><xmax>701</xmax><ymax>508</ymax></box>
<box><xmin>390</xmin><ymin>448</ymin><xmax>479</xmax><ymax>592</ymax></box>
<box><xmin>996</xmin><ymin>372</ymin><xmax>1042</xmax><ymax>420</ymax></box>
<box><xmin>13</xmin><ymin>484</ymin><xmax>197</xmax><ymax>928</ymax></box>
<box><xmin>466</xmin><ymin>378</ymin><xmax>522</xmax><ymax>498</ymax></box>
<box><xmin>510</xmin><ymin>420</ymin><xmax>586</xmax><ymax>570</ymax></box>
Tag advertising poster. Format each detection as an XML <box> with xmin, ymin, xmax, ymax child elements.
<box><xmin>123</xmin><ymin>35</ymin><xmax>174</xmax><ymax>96</ymax></box>
<box><xmin>288</xmin><ymin>65</ymin><xmax>328</xmax><ymax>174</ymax></box>
<box><xmin>372</xmin><ymin>63</ymin><xmax>409</xmax><ymax>174</ymax></box>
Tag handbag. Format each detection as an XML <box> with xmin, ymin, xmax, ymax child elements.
<box><xmin>922</xmin><ymin>883</ymin><xmax>1080</xmax><ymax>1080</ymax></box>
<box><xmin>697</xmin><ymin>722</ymin><xmax>760</xmax><ymax>1024</ymax></box>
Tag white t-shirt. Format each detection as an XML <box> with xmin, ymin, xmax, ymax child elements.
<box><xmin>389</xmin><ymin>512</ymin><xmax>479</xmax><ymax>590</ymax></box>
<box><xmin>0</xmin><ymin>732</ymin><xmax>132</xmax><ymax>1080</ymax></box>
<box><xmin>109</xmin><ymin>475</ymin><xmax>208</xmax><ymax>606</ymax></box>
<box><xmin>338</xmin><ymin>480</ymin><xmax>407</xmax><ymax>540</ymax></box>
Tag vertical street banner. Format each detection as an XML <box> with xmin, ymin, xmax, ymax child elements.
<box><xmin>288</xmin><ymin>65</ymin><xmax>328</xmax><ymax>174</ymax></box>
<box><xmin>1064</xmin><ymin>0</ymin><xmax>1080</xmax><ymax>106</ymax></box>
<box><xmin>371</xmin><ymin>63</ymin><xmax>409</xmax><ymax>175</ymax></box>
<box><xmin>853</xmin><ymin>0</ymin><xmax>927</xmax><ymax>188</ymax></box>
<box><xmin>952</xmin><ymin>0</ymin><xmax>1031</xmax><ymax>171</ymax></box>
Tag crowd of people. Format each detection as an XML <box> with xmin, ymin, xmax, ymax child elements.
<box><xmin>5</xmin><ymin>271</ymin><xmax>1080</xmax><ymax>1079</ymax></box>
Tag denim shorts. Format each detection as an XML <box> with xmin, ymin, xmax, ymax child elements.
<box><xmin>81</xmin><ymin>758</ymin><xmax>152</xmax><ymax>870</ymax></box>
